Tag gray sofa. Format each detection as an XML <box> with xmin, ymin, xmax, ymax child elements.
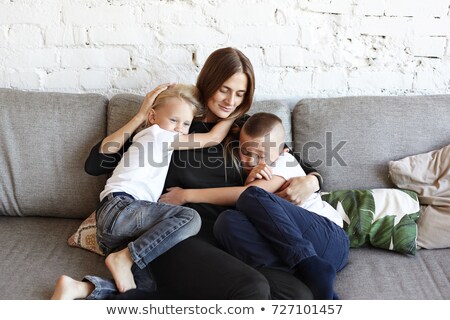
<box><xmin>1</xmin><ymin>88</ymin><xmax>449</xmax><ymax>299</ymax></box>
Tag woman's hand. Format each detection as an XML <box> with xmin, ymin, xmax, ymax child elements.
<box><xmin>159</xmin><ymin>187</ymin><xmax>188</xmax><ymax>206</ymax></box>
<box><xmin>275</xmin><ymin>174</ymin><xmax>320</xmax><ymax>205</ymax></box>
<box><xmin>136</xmin><ymin>83</ymin><xmax>173</xmax><ymax>122</ymax></box>
<box><xmin>245</xmin><ymin>163</ymin><xmax>273</xmax><ymax>185</ymax></box>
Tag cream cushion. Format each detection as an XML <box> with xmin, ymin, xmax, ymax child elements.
<box><xmin>389</xmin><ymin>144</ymin><xmax>450</xmax><ymax>249</ymax></box>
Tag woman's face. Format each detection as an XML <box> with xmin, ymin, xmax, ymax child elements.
<box><xmin>206</xmin><ymin>72</ymin><xmax>248</xmax><ymax>121</ymax></box>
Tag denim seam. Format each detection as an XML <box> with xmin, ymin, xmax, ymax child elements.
<box><xmin>83</xmin><ymin>275</ymin><xmax>117</xmax><ymax>300</ymax></box>
<box><xmin>129</xmin><ymin>212</ymin><xmax>195</xmax><ymax>269</ymax></box>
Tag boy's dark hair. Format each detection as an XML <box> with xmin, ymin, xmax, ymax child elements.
<box><xmin>242</xmin><ymin>112</ymin><xmax>283</xmax><ymax>138</ymax></box>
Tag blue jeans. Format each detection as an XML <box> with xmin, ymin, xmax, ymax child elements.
<box><xmin>96</xmin><ymin>193</ymin><xmax>201</xmax><ymax>269</ymax></box>
<box><xmin>214</xmin><ymin>187</ymin><xmax>349</xmax><ymax>272</ymax></box>
<box><xmin>84</xmin><ymin>264</ymin><xmax>157</xmax><ymax>300</ymax></box>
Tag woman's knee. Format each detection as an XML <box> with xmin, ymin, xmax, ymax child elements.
<box><xmin>229</xmin><ymin>269</ymin><xmax>271</xmax><ymax>299</ymax></box>
<box><xmin>258</xmin><ymin>267</ymin><xmax>314</xmax><ymax>300</ymax></box>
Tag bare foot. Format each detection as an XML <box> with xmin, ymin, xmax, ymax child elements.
<box><xmin>50</xmin><ymin>275</ymin><xmax>94</xmax><ymax>300</ymax></box>
<box><xmin>105</xmin><ymin>248</ymin><xmax>136</xmax><ymax>293</ymax></box>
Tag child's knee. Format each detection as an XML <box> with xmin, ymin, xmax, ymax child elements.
<box><xmin>186</xmin><ymin>208</ymin><xmax>202</xmax><ymax>235</ymax></box>
<box><xmin>237</xmin><ymin>186</ymin><xmax>267</xmax><ymax>211</ymax></box>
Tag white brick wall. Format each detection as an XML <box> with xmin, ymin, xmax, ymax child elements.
<box><xmin>0</xmin><ymin>0</ymin><xmax>449</xmax><ymax>99</ymax></box>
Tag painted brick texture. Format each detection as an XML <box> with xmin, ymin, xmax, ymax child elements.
<box><xmin>0</xmin><ymin>0</ymin><xmax>449</xmax><ymax>99</ymax></box>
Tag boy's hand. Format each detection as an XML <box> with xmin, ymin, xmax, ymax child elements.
<box><xmin>245</xmin><ymin>163</ymin><xmax>273</xmax><ymax>185</ymax></box>
<box><xmin>137</xmin><ymin>83</ymin><xmax>173</xmax><ymax>122</ymax></box>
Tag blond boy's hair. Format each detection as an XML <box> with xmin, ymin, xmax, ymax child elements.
<box><xmin>141</xmin><ymin>84</ymin><xmax>204</xmax><ymax>130</ymax></box>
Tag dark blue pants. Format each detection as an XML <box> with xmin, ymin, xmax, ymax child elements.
<box><xmin>214</xmin><ymin>187</ymin><xmax>349</xmax><ymax>272</ymax></box>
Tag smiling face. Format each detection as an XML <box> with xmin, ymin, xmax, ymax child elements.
<box><xmin>196</xmin><ymin>48</ymin><xmax>255</xmax><ymax>122</ymax></box>
<box><xmin>239</xmin><ymin>122</ymin><xmax>286</xmax><ymax>172</ymax></box>
<box><xmin>205</xmin><ymin>72</ymin><xmax>248</xmax><ymax>121</ymax></box>
<box><xmin>148</xmin><ymin>97</ymin><xmax>195</xmax><ymax>135</ymax></box>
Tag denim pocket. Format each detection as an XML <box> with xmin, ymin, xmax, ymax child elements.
<box><xmin>108</xmin><ymin>204</ymin><xmax>142</xmax><ymax>237</ymax></box>
<box><xmin>97</xmin><ymin>196</ymin><xmax>133</xmax><ymax>235</ymax></box>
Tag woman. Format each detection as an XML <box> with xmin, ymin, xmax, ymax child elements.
<box><xmin>159</xmin><ymin>112</ymin><xmax>349</xmax><ymax>300</ymax></box>
<box><xmin>53</xmin><ymin>47</ymin><xmax>321</xmax><ymax>300</ymax></box>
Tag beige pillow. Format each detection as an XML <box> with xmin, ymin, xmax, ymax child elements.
<box><xmin>67</xmin><ymin>211</ymin><xmax>104</xmax><ymax>256</ymax></box>
<box><xmin>389</xmin><ymin>144</ymin><xmax>450</xmax><ymax>249</ymax></box>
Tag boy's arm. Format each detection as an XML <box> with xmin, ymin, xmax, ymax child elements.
<box><xmin>100</xmin><ymin>115</ymin><xmax>144</xmax><ymax>154</ymax></box>
<box><xmin>275</xmin><ymin>175</ymin><xmax>320</xmax><ymax>205</ymax></box>
<box><xmin>100</xmin><ymin>84</ymin><xmax>171</xmax><ymax>154</ymax></box>
<box><xmin>273</xmin><ymin>151</ymin><xmax>321</xmax><ymax>204</ymax></box>
<box><xmin>171</xmin><ymin>118</ymin><xmax>235</xmax><ymax>150</ymax></box>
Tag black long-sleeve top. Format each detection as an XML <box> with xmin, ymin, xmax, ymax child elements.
<box><xmin>85</xmin><ymin>116</ymin><xmax>319</xmax><ymax>241</ymax></box>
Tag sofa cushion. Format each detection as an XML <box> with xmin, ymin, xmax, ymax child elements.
<box><xmin>322</xmin><ymin>188</ymin><xmax>420</xmax><ymax>254</ymax></box>
<box><xmin>293</xmin><ymin>95</ymin><xmax>450</xmax><ymax>191</ymax></box>
<box><xmin>0</xmin><ymin>89</ymin><xmax>108</xmax><ymax>218</ymax></box>
<box><xmin>389</xmin><ymin>144</ymin><xmax>450</xmax><ymax>249</ymax></box>
<box><xmin>335</xmin><ymin>246</ymin><xmax>450</xmax><ymax>299</ymax></box>
<box><xmin>0</xmin><ymin>216</ymin><xmax>109</xmax><ymax>299</ymax></box>
<box><xmin>108</xmin><ymin>94</ymin><xmax>292</xmax><ymax>140</ymax></box>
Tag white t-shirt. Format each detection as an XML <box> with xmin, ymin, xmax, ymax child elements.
<box><xmin>270</xmin><ymin>152</ymin><xmax>343</xmax><ymax>228</ymax></box>
<box><xmin>100</xmin><ymin>124</ymin><xmax>178</xmax><ymax>202</ymax></box>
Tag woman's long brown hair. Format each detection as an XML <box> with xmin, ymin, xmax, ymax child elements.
<box><xmin>196</xmin><ymin>47</ymin><xmax>256</xmax><ymax>180</ymax></box>
<box><xmin>196</xmin><ymin>47</ymin><xmax>255</xmax><ymax>119</ymax></box>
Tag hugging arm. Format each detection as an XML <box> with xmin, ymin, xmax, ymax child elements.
<box><xmin>275</xmin><ymin>150</ymin><xmax>322</xmax><ymax>204</ymax></box>
<box><xmin>85</xmin><ymin>84</ymin><xmax>172</xmax><ymax>176</ymax></box>
<box><xmin>275</xmin><ymin>174</ymin><xmax>321</xmax><ymax>205</ymax></box>
<box><xmin>160</xmin><ymin>165</ymin><xmax>285</xmax><ymax>207</ymax></box>
<box><xmin>84</xmin><ymin>140</ymin><xmax>128</xmax><ymax>176</ymax></box>
<box><xmin>172</xmin><ymin>117</ymin><xmax>235</xmax><ymax>150</ymax></box>
<box><xmin>100</xmin><ymin>84</ymin><xmax>171</xmax><ymax>154</ymax></box>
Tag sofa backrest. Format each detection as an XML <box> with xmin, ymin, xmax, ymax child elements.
<box><xmin>5</xmin><ymin>88</ymin><xmax>446</xmax><ymax>216</ymax></box>
<box><xmin>0</xmin><ymin>89</ymin><xmax>108</xmax><ymax>218</ymax></box>
<box><xmin>293</xmin><ymin>95</ymin><xmax>450</xmax><ymax>191</ymax></box>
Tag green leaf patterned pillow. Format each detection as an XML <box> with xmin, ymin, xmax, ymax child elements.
<box><xmin>321</xmin><ymin>189</ymin><xmax>420</xmax><ymax>255</ymax></box>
